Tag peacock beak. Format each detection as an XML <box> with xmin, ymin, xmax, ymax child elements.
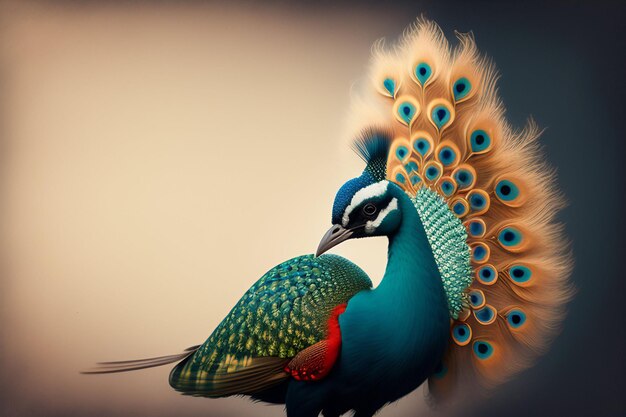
<box><xmin>315</xmin><ymin>224</ymin><xmax>354</xmax><ymax>257</ymax></box>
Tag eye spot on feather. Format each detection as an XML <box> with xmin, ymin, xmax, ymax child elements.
<box><xmin>498</xmin><ymin>226</ymin><xmax>525</xmax><ymax>251</ymax></box>
<box><xmin>427</xmin><ymin>100</ymin><xmax>455</xmax><ymax>131</ymax></box>
<box><xmin>509</xmin><ymin>265</ymin><xmax>532</xmax><ymax>284</ymax></box>
<box><xmin>466</xmin><ymin>219</ymin><xmax>486</xmax><ymax>238</ymax></box>
<box><xmin>415</xmin><ymin>62</ymin><xmax>432</xmax><ymax>85</ymax></box>
<box><xmin>450</xmin><ymin>198</ymin><xmax>469</xmax><ymax>218</ymax></box>
<box><xmin>394</xmin><ymin>98</ymin><xmax>420</xmax><ymax>126</ymax></box>
<box><xmin>507</xmin><ymin>309</ymin><xmax>527</xmax><ymax>329</ymax></box>
<box><xmin>424</xmin><ymin>164</ymin><xmax>442</xmax><ymax>182</ymax></box>
<box><xmin>440</xmin><ymin>178</ymin><xmax>456</xmax><ymax>197</ymax></box>
<box><xmin>495</xmin><ymin>179</ymin><xmax>522</xmax><ymax>206</ymax></box>
<box><xmin>466</xmin><ymin>190</ymin><xmax>490</xmax><ymax>215</ymax></box>
<box><xmin>453</xmin><ymin>77</ymin><xmax>472</xmax><ymax>102</ymax></box>
<box><xmin>395</xmin><ymin>173</ymin><xmax>406</xmax><ymax>184</ymax></box>
<box><xmin>476</xmin><ymin>264</ymin><xmax>498</xmax><ymax>285</ymax></box>
<box><xmin>470</xmin><ymin>194</ymin><xmax>485</xmax><ymax>210</ymax></box>
<box><xmin>383</xmin><ymin>78</ymin><xmax>396</xmax><ymax>97</ymax></box>
<box><xmin>431</xmin><ymin>105</ymin><xmax>451</xmax><ymax>129</ymax></box>
<box><xmin>405</xmin><ymin>161</ymin><xmax>418</xmax><ymax>173</ymax></box>
<box><xmin>473</xmin><ymin>341</ymin><xmax>494</xmax><ymax>360</ymax></box>
<box><xmin>471</xmin><ymin>242</ymin><xmax>490</xmax><ymax>263</ymax></box>
<box><xmin>474</xmin><ymin>305</ymin><xmax>497</xmax><ymax>325</ymax></box>
<box><xmin>453</xmin><ymin>167</ymin><xmax>475</xmax><ymax>190</ymax></box>
<box><xmin>468</xmin><ymin>289</ymin><xmax>485</xmax><ymax>309</ymax></box>
<box><xmin>470</xmin><ymin>129</ymin><xmax>492</xmax><ymax>154</ymax></box>
<box><xmin>413</xmin><ymin>138</ymin><xmax>431</xmax><ymax>157</ymax></box>
<box><xmin>438</xmin><ymin>146</ymin><xmax>458</xmax><ymax>167</ymax></box>
<box><xmin>452</xmin><ymin>323</ymin><xmax>472</xmax><ymax>346</ymax></box>
<box><xmin>395</xmin><ymin>146</ymin><xmax>409</xmax><ymax>161</ymax></box>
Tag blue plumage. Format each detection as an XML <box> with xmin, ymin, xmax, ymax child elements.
<box><xmin>415</xmin><ymin>62</ymin><xmax>432</xmax><ymax>85</ymax></box>
<box><xmin>413</xmin><ymin>137</ymin><xmax>431</xmax><ymax>156</ymax></box>
<box><xmin>509</xmin><ymin>265</ymin><xmax>532</xmax><ymax>284</ymax></box>
<box><xmin>398</xmin><ymin>102</ymin><xmax>417</xmax><ymax>124</ymax></box>
<box><xmin>495</xmin><ymin>179</ymin><xmax>520</xmax><ymax>202</ymax></box>
<box><xmin>383</xmin><ymin>78</ymin><xmax>396</xmax><ymax>97</ymax></box>
<box><xmin>473</xmin><ymin>341</ymin><xmax>494</xmax><ymax>360</ymax></box>
<box><xmin>470</xmin><ymin>129</ymin><xmax>491</xmax><ymax>153</ymax></box>
<box><xmin>332</xmin><ymin>175</ymin><xmax>374</xmax><ymax>224</ymax></box>
<box><xmin>431</xmin><ymin>105</ymin><xmax>451</xmax><ymax>129</ymax></box>
<box><xmin>506</xmin><ymin>310</ymin><xmax>527</xmax><ymax>329</ymax></box>
<box><xmin>453</xmin><ymin>77</ymin><xmax>472</xmax><ymax>101</ymax></box>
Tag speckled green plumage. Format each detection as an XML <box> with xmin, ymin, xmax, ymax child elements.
<box><xmin>413</xmin><ymin>188</ymin><xmax>472</xmax><ymax>319</ymax></box>
<box><xmin>169</xmin><ymin>254</ymin><xmax>371</xmax><ymax>394</ymax></box>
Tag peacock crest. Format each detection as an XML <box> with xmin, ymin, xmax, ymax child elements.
<box><xmin>348</xmin><ymin>18</ymin><xmax>573</xmax><ymax>403</ymax></box>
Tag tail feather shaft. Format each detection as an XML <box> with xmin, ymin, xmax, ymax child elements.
<box><xmin>82</xmin><ymin>345</ymin><xmax>200</xmax><ymax>374</ymax></box>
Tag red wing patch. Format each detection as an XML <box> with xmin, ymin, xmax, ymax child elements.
<box><xmin>284</xmin><ymin>303</ymin><xmax>347</xmax><ymax>381</ymax></box>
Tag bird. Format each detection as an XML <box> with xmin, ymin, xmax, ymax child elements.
<box><xmin>84</xmin><ymin>19</ymin><xmax>573</xmax><ymax>417</ymax></box>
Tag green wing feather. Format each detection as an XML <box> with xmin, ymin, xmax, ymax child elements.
<box><xmin>169</xmin><ymin>253</ymin><xmax>371</xmax><ymax>397</ymax></box>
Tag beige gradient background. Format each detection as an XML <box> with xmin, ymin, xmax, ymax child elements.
<box><xmin>0</xmin><ymin>2</ymin><xmax>436</xmax><ymax>416</ymax></box>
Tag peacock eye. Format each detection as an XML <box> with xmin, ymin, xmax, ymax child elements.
<box><xmin>362</xmin><ymin>203</ymin><xmax>378</xmax><ymax>217</ymax></box>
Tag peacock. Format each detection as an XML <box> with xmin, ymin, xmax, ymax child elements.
<box><xmin>84</xmin><ymin>19</ymin><xmax>572</xmax><ymax>417</ymax></box>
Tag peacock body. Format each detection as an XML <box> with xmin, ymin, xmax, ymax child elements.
<box><xmin>86</xmin><ymin>19</ymin><xmax>572</xmax><ymax>417</ymax></box>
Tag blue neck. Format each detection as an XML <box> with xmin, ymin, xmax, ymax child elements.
<box><xmin>331</xmin><ymin>185</ymin><xmax>450</xmax><ymax>401</ymax></box>
<box><xmin>331</xmin><ymin>184</ymin><xmax>450</xmax><ymax>403</ymax></box>
<box><xmin>377</xmin><ymin>187</ymin><xmax>446</xmax><ymax>302</ymax></box>
<box><xmin>374</xmin><ymin>186</ymin><xmax>450</xmax><ymax>365</ymax></box>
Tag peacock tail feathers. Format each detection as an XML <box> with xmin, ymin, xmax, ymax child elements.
<box><xmin>347</xmin><ymin>18</ymin><xmax>573</xmax><ymax>404</ymax></box>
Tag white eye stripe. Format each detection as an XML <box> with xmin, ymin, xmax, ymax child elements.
<box><xmin>365</xmin><ymin>197</ymin><xmax>398</xmax><ymax>234</ymax></box>
<box><xmin>342</xmin><ymin>180</ymin><xmax>389</xmax><ymax>227</ymax></box>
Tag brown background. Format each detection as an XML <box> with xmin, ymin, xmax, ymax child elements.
<box><xmin>0</xmin><ymin>2</ymin><xmax>410</xmax><ymax>416</ymax></box>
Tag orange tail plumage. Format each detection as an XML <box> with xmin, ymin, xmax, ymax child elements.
<box><xmin>347</xmin><ymin>18</ymin><xmax>574</xmax><ymax>405</ymax></box>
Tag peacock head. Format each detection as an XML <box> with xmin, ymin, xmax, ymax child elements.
<box><xmin>316</xmin><ymin>130</ymin><xmax>403</xmax><ymax>256</ymax></box>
